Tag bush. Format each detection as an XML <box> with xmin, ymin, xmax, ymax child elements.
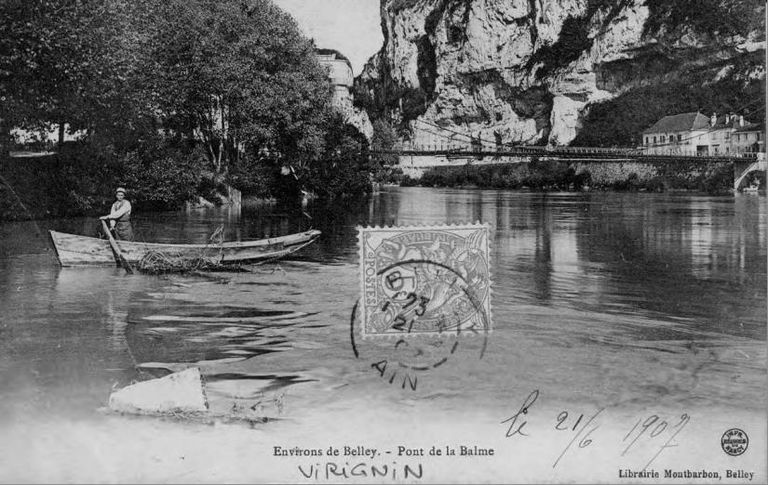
<box><xmin>403</xmin><ymin>160</ymin><xmax>730</xmax><ymax>193</ymax></box>
<box><xmin>119</xmin><ymin>141</ymin><xmax>207</xmax><ymax>210</ymax></box>
<box><xmin>573</xmin><ymin>170</ymin><xmax>592</xmax><ymax>189</ymax></box>
<box><xmin>45</xmin><ymin>144</ymin><xmax>122</xmax><ymax>215</ymax></box>
<box><xmin>372</xmin><ymin>165</ymin><xmax>406</xmax><ymax>184</ymax></box>
<box><xmin>371</xmin><ymin>119</ymin><xmax>399</xmax><ymax>167</ymax></box>
<box><xmin>227</xmin><ymin>154</ymin><xmax>281</xmax><ymax>199</ymax></box>
<box><xmin>0</xmin><ymin>138</ymin><xmax>216</xmax><ymax>221</ymax></box>
<box><xmin>304</xmin><ymin>115</ymin><xmax>372</xmax><ymax>200</ymax></box>
<box><xmin>646</xmin><ymin>176</ymin><xmax>666</xmax><ymax>192</ymax></box>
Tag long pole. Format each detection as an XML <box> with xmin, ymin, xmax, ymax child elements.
<box><xmin>101</xmin><ymin>219</ymin><xmax>134</xmax><ymax>274</ymax></box>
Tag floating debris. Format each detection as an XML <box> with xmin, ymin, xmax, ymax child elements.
<box><xmin>137</xmin><ymin>250</ymin><xmax>225</xmax><ymax>274</ymax></box>
<box><xmin>133</xmin><ymin>225</ymin><xmax>284</xmax><ymax>274</ymax></box>
<box><xmin>106</xmin><ymin>367</ymin><xmax>286</xmax><ymax>426</ymax></box>
<box><xmin>108</xmin><ymin>367</ymin><xmax>209</xmax><ymax>415</ymax></box>
<box><xmin>135</xmin><ymin>225</ymin><xmax>242</xmax><ymax>274</ymax></box>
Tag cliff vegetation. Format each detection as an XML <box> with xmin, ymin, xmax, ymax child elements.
<box><xmin>355</xmin><ymin>0</ymin><xmax>765</xmax><ymax>148</ymax></box>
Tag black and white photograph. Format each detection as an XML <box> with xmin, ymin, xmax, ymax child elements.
<box><xmin>0</xmin><ymin>0</ymin><xmax>766</xmax><ymax>483</ymax></box>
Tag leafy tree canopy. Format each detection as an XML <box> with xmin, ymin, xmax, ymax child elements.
<box><xmin>142</xmin><ymin>0</ymin><xmax>333</xmax><ymax>175</ymax></box>
<box><xmin>1</xmin><ymin>0</ymin><xmax>335</xmax><ymax>175</ymax></box>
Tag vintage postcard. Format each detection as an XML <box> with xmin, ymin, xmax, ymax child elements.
<box><xmin>0</xmin><ymin>0</ymin><xmax>765</xmax><ymax>483</ymax></box>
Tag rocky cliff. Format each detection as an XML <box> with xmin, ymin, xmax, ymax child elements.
<box><xmin>354</xmin><ymin>0</ymin><xmax>764</xmax><ymax>148</ymax></box>
<box><xmin>337</xmin><ymin>97</ymin><xmax>374</xmax><ymax>141</ymax></box>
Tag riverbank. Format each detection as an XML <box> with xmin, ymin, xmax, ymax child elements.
<box><xmin>0</xmin><ymin>147</ymin><xmax>216</xmax><ymax>222</ymax></box>
<box><xmin>1</xmin><ymin>151</ymin><xmax>274</xmax><ymax>222</ymax></box>
<box><xmin>1</xmin><ymin>154</ymin><xmax>757</xmax><ymax>225</ymax></box>
<box><xmin>1</xmin><ymin>132</ymin><xmax>374</xmax><ymax>222</ymax></box>
<box><xmin>0</xmin><ymin>153</ymin><xmax>88</xmax><ymax>221</ymax></box>
<box><xmin>397</xmin><ymin>160</ymin><xmax>739</xmax><ymax>194</ymax></box>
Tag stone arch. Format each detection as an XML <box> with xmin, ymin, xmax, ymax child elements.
<box><xmin>734</xmin><ymin>159</ymin><xmax>767</xmax><ymax>191</ymax></box>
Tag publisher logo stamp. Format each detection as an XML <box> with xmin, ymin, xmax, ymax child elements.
<box><xmin>721</xmin><ymin>428</ymin><xmax>748</xmax><ymax>456</ymax></box>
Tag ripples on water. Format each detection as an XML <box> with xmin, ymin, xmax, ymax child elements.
<box><xmin>0</xmin><ymin>189</ymin><xmax>765</xmax><ymax>453</ymax></box>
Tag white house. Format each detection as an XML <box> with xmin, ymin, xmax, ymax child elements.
<box><xmin>642</xmin><ymin>111</ymin><xmax>758</xmax><ymax>156</ymax></box>
<box><xmin>731</xmin><ymin>122</ymin><xmax>764</xmax><ymax>154</ymax></box>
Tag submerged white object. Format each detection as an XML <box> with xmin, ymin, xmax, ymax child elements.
<box><xmin>109</xmin><ymin>367</ymin><xmax>208</xmax><ymax>414</ymax></box>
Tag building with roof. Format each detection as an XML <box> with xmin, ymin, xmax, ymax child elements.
<box><xmin>315</xmin><ymin>48</ymin><xmax>354</xmax><ymax>107</ymax></box>
<box><xmin>642</xmin><ymin>111</ymin><xmax>761</xmax><ymax>156</ymax></box>
<box><xmin>731</xmin><ymin>122</ymin><xmax>764</xmax><ymax>154</ymax></box>
<box><xmin>314</xmin><ymin>48</ymin><xmax>373</xmax><ymax>140</ymax></box>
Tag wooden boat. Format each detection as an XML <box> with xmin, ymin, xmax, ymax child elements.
<box><xmin>49</xmin><ymin>229</ymin><xmax>321</xmax><ymax>267</ymax></box>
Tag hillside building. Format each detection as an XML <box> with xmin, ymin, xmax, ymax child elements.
<box><xmin>641</xmin><ymin>111</ymin><xmax>762</xmax><ymax>156</ymax></box>
<box><xmin>315</xmin><ymin>48</ymin><xmax>354</xmax><ymax>107</ymax></box>
<box><xmin>731</xmin><ymin>122</ymin><xmax>764</xmax><ymax>154</ymax></box>
<box><xmin>314</xmin><ymin>48</ymin><xmax>373</xmax><ymax>140</ymax></box>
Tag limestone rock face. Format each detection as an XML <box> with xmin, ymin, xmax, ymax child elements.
<box><xmin>549</xmin><ymin>95</ymin><xmax>583</xmax><ymax>146</ymax></box>
<box><xmin>338</xmin><ymin>97</ymin><xmax>374</xmax><ymax>141</ymax></box>
<box><xmin>355</xmin><ymin>0</ymin><xmax>764</xmax><ymax>147</ymax></box>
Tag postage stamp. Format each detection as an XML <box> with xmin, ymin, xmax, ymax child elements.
<box><xmin>357</xmin><ymin>223</ymin><xmax>492</xmax><ymax>339</ymax></box>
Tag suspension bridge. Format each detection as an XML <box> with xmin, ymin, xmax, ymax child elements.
<box><xmin>369</xmin><ymin>120</ymin><xmax>766</xmax><ymax>191</ymax></box>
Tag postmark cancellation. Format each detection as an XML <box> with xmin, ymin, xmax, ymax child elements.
<box><xmin>357</xmin><ymin>223</ymin><xmax>492</xmax><ymax>339</ymax></box>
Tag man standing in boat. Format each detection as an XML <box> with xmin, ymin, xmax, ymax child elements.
<box><xmin>100</xmin><ymin>187</ymin><xmax>134</xmax><ymax>241</ymax></box>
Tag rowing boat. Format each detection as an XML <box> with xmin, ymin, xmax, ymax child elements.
<box><xmin>49</xmin><ymin>229</ymin><xmax>321</xmax><ymax>267</ymax></box>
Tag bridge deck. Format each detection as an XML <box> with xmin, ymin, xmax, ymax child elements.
<box><xmin>374</xmin><ymin>148</ymin><xmax>761</xmax><ymax>164</ymax></box>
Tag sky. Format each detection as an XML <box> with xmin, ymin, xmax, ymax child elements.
<box><xmin>273</xmin><ymin>0</ymin><xmax>383</xmax><ymax>74</ymax></box>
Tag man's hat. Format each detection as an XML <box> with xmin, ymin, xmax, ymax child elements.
<box><xmin>116</xmin><ymin>187</ymin><xmax>127</xmax><ymax>194</ymax></box>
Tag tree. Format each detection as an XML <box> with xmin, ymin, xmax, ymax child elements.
<box><xmin>0</xmin><ymin>0</ymin><xmax>156</xmax><ymax>152</ymax></box>
<box><xmin>303</xmin><ymin>112</ymin><xmax>371</xmax><ymax>199</ymax></box>
<box><xmin>0</xmin><ymin>0</ymin><xmax>79</xmax><ymax>151</ymax></box>
<box><xmin>0</xmin><ymin>0</ymin><xmax>373</xmax><ymax>205</ymax></box>
<box><xmin>371</xmin><ymin>119</ymin><xmax>400</xmax><ymax>166</ymax></box>
<box><xmin>143</xmin><ymin>0</ymin><xmax>332</xmax><ymax>177</ymax></box>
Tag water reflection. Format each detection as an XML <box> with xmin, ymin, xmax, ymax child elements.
<box><xmin>0</xmin><ymin>188</ymin><xmax>764</xmax><ymax>431</ymax></box>
<box><xmin>0</xmin><ymin>264</ymin><xmax>143</xmax><ymax>420</ymax></box>
<box><xmin>366</xmin><ymin>190</ymin><xmax>765</xmax><ymax>341</ymax></box>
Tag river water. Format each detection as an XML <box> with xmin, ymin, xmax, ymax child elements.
<box><xmin>0</xmin><ymin>188</ymin><xmax>765</xmax><ymax>483</ymax></box>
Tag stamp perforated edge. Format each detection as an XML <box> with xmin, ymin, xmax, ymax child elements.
<box><xmin>356</xmin><ymin>222</ymin><xmax>493</xmax><ymax>340</ymax></box>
